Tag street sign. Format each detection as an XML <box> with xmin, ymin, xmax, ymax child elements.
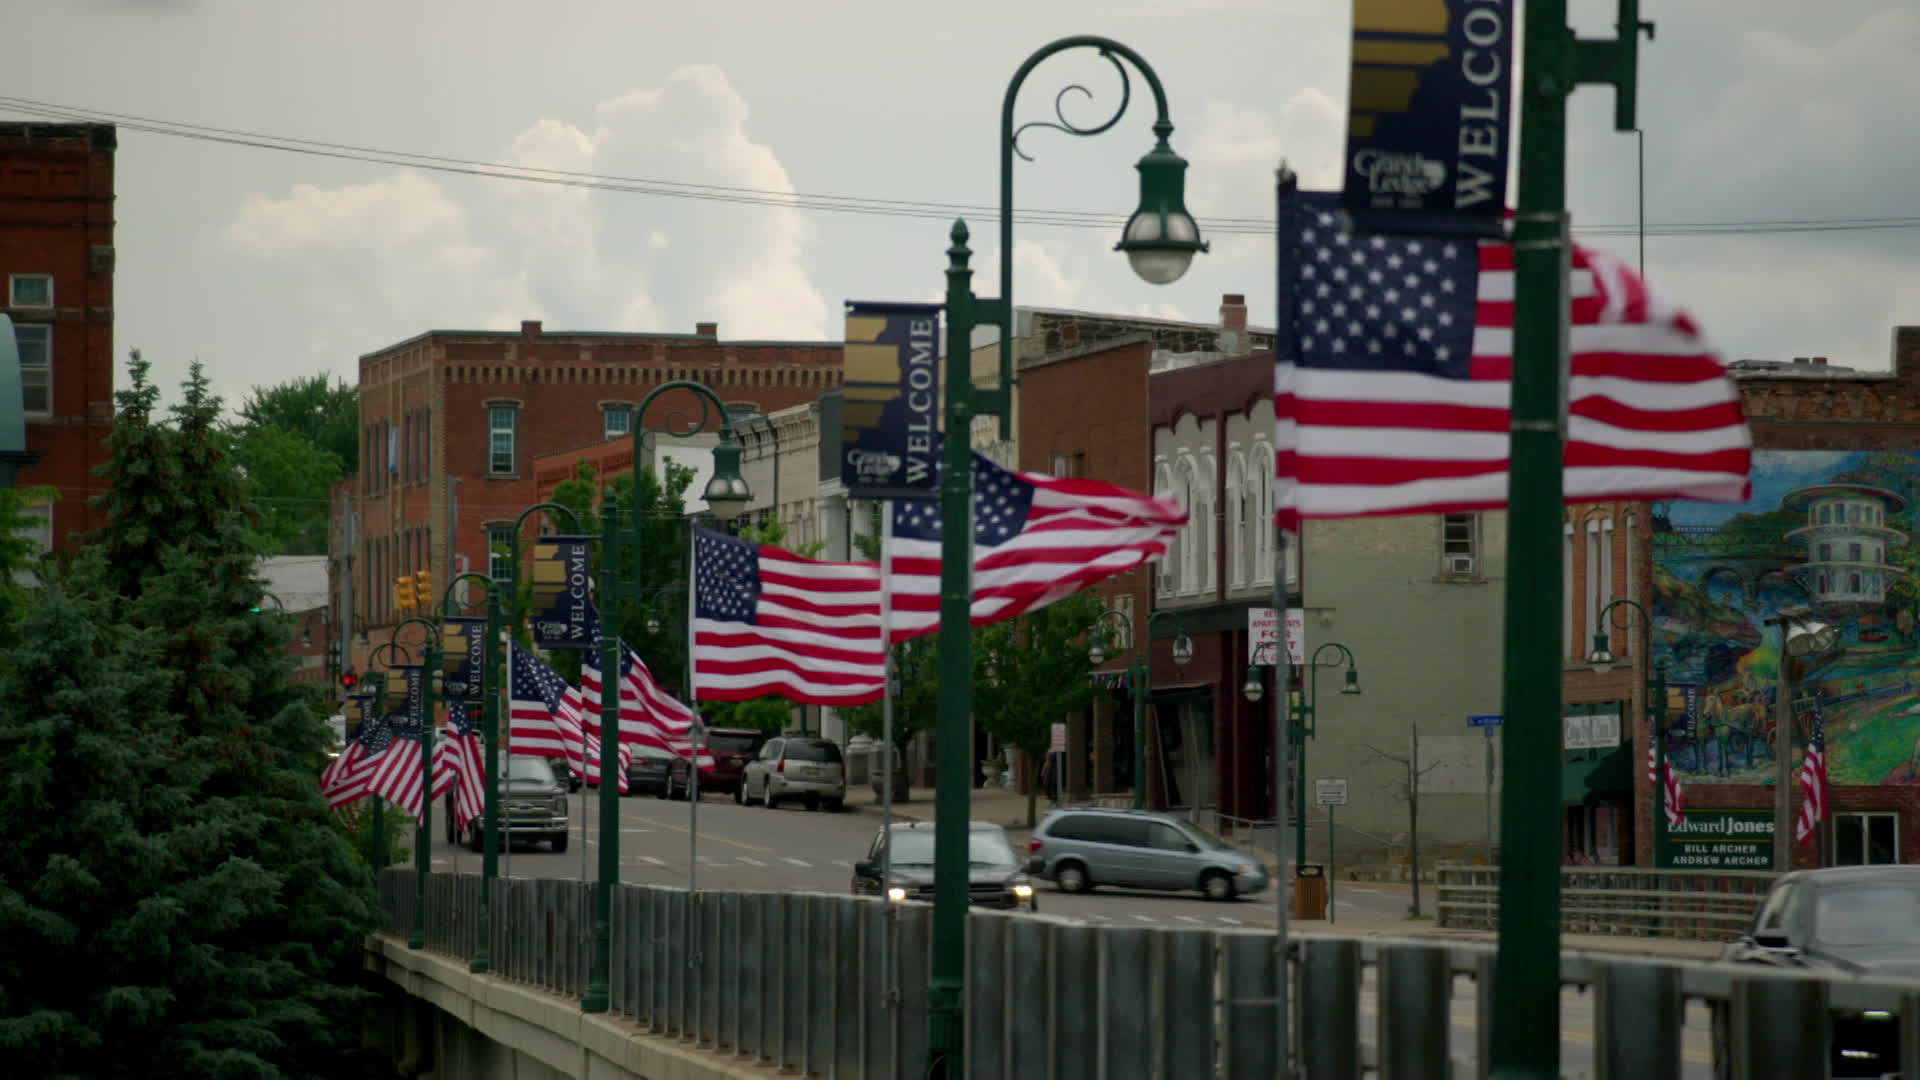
<box><xmin>1249</xmin><ymin>606</ymin><xmax>1306</xmax><ymax>666</ymax></box>
<box><xmin>1048</xmin><ymin>722</ymin><xmax>1067</xmax><ymax>755</ymax></box>
<box><xmin>1314</xmin><ymin>778</ymin><xmax>1349</xmax><ymax>806</ymax></box>
<box><xmin>1468</xmin><ymin>714</ymin><xmax>1503</xmax><ymax>728</ymax></box>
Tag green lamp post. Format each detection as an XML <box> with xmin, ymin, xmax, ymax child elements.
<box><xmin>1261</xmin><ymin>642</ymin><xmax>1359</xmax><ymax>867</ymax></box>
<box><xmin>364</xmin><ymin>642</ymin><xmax>412</xmax><ymax>873</ymax></box>
<box><xmin>930</xmin><ymin>37</ymin><xmax>1205</xmax><ymax>1074</ymax></box>
<box><xmin>388</xmin><ymin>617</ymin><xmax>442</xmax><ymax>950</ymax></box>
<box><xmin>441</xmin><ymin>570</ymin><xmax>504</xmax><ymax>973</ymax></box>
<box><xmin>580</xmin><ymin>378</ymin><xmax>752</xmax><ymax>1016</ymax></box>
<box><xmin>1087</xmin><ymin>607</ymin><xmax>1193</xmax><ymax>809</ymax></box>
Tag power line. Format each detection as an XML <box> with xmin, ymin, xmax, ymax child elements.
<box><xmin>7</xmin><ymin>94</ymin><xmax>1919</xmax><ymax>239</ymax></box>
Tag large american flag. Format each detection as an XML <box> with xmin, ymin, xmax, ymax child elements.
<box><xmin>884</xmin><ymin>449</ymin><xmax>1186</xmax><ymax>640</ymax></box>
<box><xmin>1646</xmin><ymin>729</ymin><xmax>1685</xmax><ymax>828</ymax></box>
<box><xmin>321</xmin><ymin>725</ymin><xmax>370</xmax><ymax>809</ymax></box>
<box><xmin>1273</xmin><ymin>187</ymin><xmax>1751</xmax><ymax>528</ymax></box>
<box><xmin>433</xmin><ymin>706</ymin><xmax>487</xmax><ymax>831</ymax></box>
<box><xmin>691</xmin><ymin>527</ymin><xmax>886</xmax><ymax>704</ymax></box>
<box><xmin>343</xmin><ymin>711</ymin><xmax>427</xmax><ymax>824</ymax></box>
<box><xmin>508</xmin><ymin>641</ymin><xmax>627</xmax><ymax>790</ymax></box>
<box><xmin>1794</xmin><ymin>697</ymin><xmax>1829</xmax><ymax>845</ymax></box>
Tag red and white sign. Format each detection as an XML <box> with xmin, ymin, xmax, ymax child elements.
<box><xmin>1249</xmin><ymin>607</ymin><xmax>1305</xmax><ymax>666</ymax></box>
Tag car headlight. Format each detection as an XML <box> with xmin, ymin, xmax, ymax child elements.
<box><xmin>1012</xmin><ymin>884</ymin><xmax>1033</xmax><ymax>899</ymax></box>
<box><xmin>886</xmin><ymin>887</ymin><xmax>907</xmax><ymax>902</ymax></box>
<box><xmin>552</xmin><ymin>796</ymin><xmax>567</xmax><ymax>812</ymax></box>
<box><xmin>1236</xmin><ymin>864</ymin><xmax>1256</xmax><ymax>875</ymax></box>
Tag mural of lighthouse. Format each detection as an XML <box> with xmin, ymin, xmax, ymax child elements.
<box><xmin>1654</xmin><ymin>451</ymin><xmax>1920</xmax><ymax>787</ymax></box>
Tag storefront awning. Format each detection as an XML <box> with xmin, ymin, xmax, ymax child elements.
<box><xmin>1560</xmin><ymin>743</ymin><xmax>1633</xmax><ymax>807</ymax></box>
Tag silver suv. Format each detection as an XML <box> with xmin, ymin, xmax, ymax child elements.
<box><xmin>1027</xmin><ymin>808</ymin><xmax>1268</xmax><ymax>901</ymax></box>
<box><xmin>742</xmin><ymin>735</ymin><xmax>846</xmax><ymax>811</ymax></box>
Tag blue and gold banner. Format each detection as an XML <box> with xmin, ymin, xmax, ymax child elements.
<box><xmin>529</xmin><ymin>535</ymin><xmax>594</xmax><ymax>651</ymax></box>
<box><xmin>441</xmin><ymin>617</ymin><xmax>487</xmax><ymax>703</ymax></box>
<box><xmin>840</xmin><ymin>301</ymin><xmax>943</xmax><ymax>501</ymax></box>
<box><xmin>390</xmin><ymin>664</ymin><xmax>426</xmax><ymax>731</ymax></box>
<box><xmin>1341</xmin><ymin>0</ymin><xmax>1513</xmax><ymax>237</ymax></box>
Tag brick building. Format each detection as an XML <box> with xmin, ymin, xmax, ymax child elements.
<box><xmin>1</xmin><ymin>123</ymin><xmax>115</xmax><ymax>553</ymax></box>
<box><xmin>1641</xmin><ymin>332</ymin><xmax>1920</xmax><ymax>870</ymax></box>
<box><xmin>334</xmin><ymin>318</ymin><xmax>842</xmax><ymax>678</ymax></box>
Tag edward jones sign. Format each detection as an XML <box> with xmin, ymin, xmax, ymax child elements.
<box><xmin>1657</xmin><ymin>809</ymin><xmax>1774</xmax><ymax>870</ymax></box>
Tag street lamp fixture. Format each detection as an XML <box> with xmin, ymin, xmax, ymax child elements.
<box><xmin>1242</xmin><ymin>639</ymin><xmax>1279</xmax><ymax>703</ymax></box>
<box><xmin>1114</xmin><ymin>129</ymin><xmax>1208</xmax><ymax>285</ymax></box>
<box><xmin>700</xmin><ymin>433</ymin><xmax>753</xmax><ymax>523</ymax></box>
<box><xmin>646</xmin><ymin>615</ymin><xmax>663</xmax><ymax>635</ymax></box>
<box><xmin>1586</xmin><ymin>630</ymin><xmax>1617</xmax><ymax>673</ymax></box>
<box><xmin>1170</xmin><ymin>630</ymin><xmax>1195</xmax><ymax>666</ymax></box>
<box><xmin>1341</xmin><ymin>667</ymin><xmax>1362</xmax><ymax>695</ymax></box>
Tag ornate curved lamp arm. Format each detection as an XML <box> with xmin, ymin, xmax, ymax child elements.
<box><xmin>388</xmin><ymin>615</ymin><xmax>440</xmax><ymax>656</ymax></box>
<box><xmin>1084</xmin><ymin>606</ymin><xmax>1134</xmax><ymax>660</ymax></box>
<box><xmin>442</xmin><ymin>572</ymin><xmax>498</xmax><ymax>617</ymax></box>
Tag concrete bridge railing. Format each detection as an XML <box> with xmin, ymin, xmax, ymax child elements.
<box><xmin>376</xmin><ymin>869</ymin><xmax>1920</xmax><ymax>1079</ymax></box>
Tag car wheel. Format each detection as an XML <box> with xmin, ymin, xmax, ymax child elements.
<box><xmin>1201</xmin><ymin>871</ymin><xmax>1236</xmax><ymax>902</ymax></box>
<box><xmin>804</xmin><ymin>795</ymin><xmax>821</xmax><ymax>812</ymax></box>
<box><xmin>551</xmin><ymin>833</ymin><xmax>569</xmax><ymax>854</ymax></box>
<box><xmin>823</xmin><ymin>797</ymin><xmax>844</xmax><ymax>812</ymax></box>
<box><xmin>1055</xmin><ymin>861</ymin><xmax>1092</xmax><ymax>894</ymax></box>
<box><xmin>734</xmin><ymin>785</ymin><xmax>746</xmax><ymax>806</ymax></box>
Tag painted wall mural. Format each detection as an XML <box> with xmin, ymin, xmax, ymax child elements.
<box><xmin>1653</xmin><ymin>450</ymin><xmax>1920</xmax><ymax>786</ymax></box>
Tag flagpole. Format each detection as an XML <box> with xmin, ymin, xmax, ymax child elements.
<box><xmin>1271</xmin><ymin>163</ymin><xmax>1297</xmax><ymax>1078</ymax></box>
<box><xmin>879</xmin><ymin>500</ymin><xmax>898</xmax><ymax>1050</ymax></box>
<box><xmin>687</xmin><ymin>521</ymin><xmax>701</xmax><ymax>898</ymax></box>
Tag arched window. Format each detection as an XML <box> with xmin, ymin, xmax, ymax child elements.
<box><xmin>1154</xmin><ymin>461</ymin><xmax>1179</xmax><ymax>596</ymax></box>
<box><xmin>1177</xmin><ymin>456</ymin><xmax>1201</xmax><ymax>593</ymax></box>
<box><xmin>1226</xmin><ymin>450</ymin><xmax>1250</xmax><ymax>588</ymax></box>
<box><xmin>1190</xmin><ymin>454</ymin><xmax>1216</xmax><ymax>593</ymax></box>
<box><xmin>1850</xmin><ymin>572</ymin><xmax>1863</xmax><ymax>594</ymax></box>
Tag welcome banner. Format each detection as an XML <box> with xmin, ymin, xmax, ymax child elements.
<box><xmin>839</xmin><ymin>301</ymin><xmax>944</xmax><ymax>501</ymax></box>
<box><xmin>529</xmin><ymin>535</ymin><xmax>595</xmax><ymax>651</ymax></box>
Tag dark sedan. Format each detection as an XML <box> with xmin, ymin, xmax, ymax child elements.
<box><xmin>625</xmin><ymin>743</ymin><xmax>675</xmax><ymax>797</ymax></box>
<box><xmin>665</xmin><ymin>727</ymin><xmax>766</xmax><ymax>799</ymax></box>
<box><xmin>1714</xmin><ymin>865</ymin><xmax>1920</xmax><ymax>1077</ymax></box>
<box><xmin>852</xmin><ymin>821</ymin><xmax>1037</xmax><ymax>912</ymax></box>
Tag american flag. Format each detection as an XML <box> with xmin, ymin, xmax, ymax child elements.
<box><xmin>321</xmin><ymin>718</ymin><xmax>371</xmax><ymax>808</ymax></box>
<box><xmin>884</xmin><ymin>448</ymin><xmax>1186</xmax><ymax>640</ymax></box>
<box><xmin>1273</xmin><ymin>186</ymin><xmax>1751</xmax><ymax>528</ymax></box>
<box><xmin>508</xmin><ymin>641</ymin><xmax>627</xmax><ymax>790</ymax></box>
<box><xmin>1794</xmin><ymin>698</ymin><xmax>1829</xmax><ymax>845</ymax></box>
<box><xmin>433</xmin><ymin>706</ymin><xmax>487</xmax><ymax>831</ymax></box>
<box><xmin>1647</xmin><ymin>729</ymin><xmax>1684</xmax><ymax>828</ymax></box>
<box><xmin>578</xmin><ymin>607</ymin><xmax>711</xmax><ymax>766</ymax></box>
<box><xmin>344</xmin><ymin>711</ymin><xmax>427</xmax><ymax>824</ymax></box>
<box><xmin>691</xmin><ymin>527</ymin><xmax>886</xmax><ymax>704</ymax></box>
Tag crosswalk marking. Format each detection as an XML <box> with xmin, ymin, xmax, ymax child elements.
<box><xmin>1217</xmin><ymin>917</ymin><xmax>1241</xmax><ymax>925</ymax></box>
<box><xmin>1176</xmin><ymin>915</ymin><xmax>1204</xmax><ymax>924</ymax></box>
<box><xmin>1131</xmin><ymin>914</ymin><xmax>1159</xmax><ymax>924</ymax></box>
<box><xmin>780</xmin><ymin>857</ymin><xmax>812</xmax><ymax>868</ymax></box>
<box><xmin>738</xmin><ymin>857</ymin><xmax>767</xmax><ymax>867</ymax></box>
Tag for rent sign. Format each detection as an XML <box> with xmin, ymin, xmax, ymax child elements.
<box><xmin>1657</xmin><ymin>809</ymin><xmax>1775</xmax><ymax>870</ymax></box>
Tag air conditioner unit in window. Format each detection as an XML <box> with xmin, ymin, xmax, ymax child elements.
<box><xmin>1447</xmin><ymin>554</ymin><xmax>1476</xmax><ymax>575</ymax></box>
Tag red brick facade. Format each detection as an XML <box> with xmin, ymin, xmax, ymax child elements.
<box><xmin>0</xmin><ymin>123</ymin><xmax>115</xmax><ymax>551</ymax></box>
<box><xmin>337</xmin><ymin>319</ymin><xmax>841</xmax><ymax>678</ymax></box>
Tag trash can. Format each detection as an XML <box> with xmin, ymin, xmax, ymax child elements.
<box><xmin>1293</xmin><ymin>864</ymin><xmax>1328</xmax><ymax>920</ymax></box>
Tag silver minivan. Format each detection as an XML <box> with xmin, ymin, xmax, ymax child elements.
<box><xmin>1027</xmin><ymin>808</ymin><xmax>1268</xmax><ymax>901</ymax></box>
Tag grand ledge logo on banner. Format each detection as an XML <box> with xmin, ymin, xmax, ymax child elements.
<box><xmin>1342</xmin><ymin>0</ymin><xmax>1513</xmax><ymax>237</ymax></box>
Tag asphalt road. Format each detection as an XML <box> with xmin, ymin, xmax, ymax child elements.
<box><xmin>423</xmin><ymin>788</ymin><xmax>1418</xmax><ymax>927</ymax></box>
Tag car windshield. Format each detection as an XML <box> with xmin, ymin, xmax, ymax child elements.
<box><xmin>786</xmin><ymin>740</ymin><xmax>842</xmax><ymax>763</ymax></box>
<box><xmin>885</xmin><ymin>829</ymin><xmax>1017</xmax><ymax>869</ymax></box>
<box><xmin>634</xmin><ymin>745</ymin><xmax>675</xmax><ymax>762</ymax></box>
<box><xmin>1814</xmin><ymin>885</ymin><xmax>1920</xmax><ymax>946</ymax></box>
<box><xmin>1183</xmin><ymin>822</ymin><xmax>1234</xmax><ymax>850</ymax></box>
<box><xmin>708</xmin><ymin>732</ymin><xmax>760</xmax><ymax>753</ymax></box>
<box><xmin>508</xmin><ymin>756</ymin><xmax>556</xmax><ymax>782</ymax></box>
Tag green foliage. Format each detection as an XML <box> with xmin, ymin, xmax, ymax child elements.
<box><xmin>973</xmin><ymin>590</ymin><xmax>1106</xmax><ymax>824</ymax></box>
<box><xmin>221</xmin><ymin>373</ymin><xmax>358</xmax><ymax>556</ymax></box>
<box><xmin>0</xmin><ymin>485</ymin><xmax>56</xmax><ymax>658</ymax></box>
<box><xmin>704</xmin><ymin>695</ymin><xmax>793</xmax><ymax>734</ymax></box>
<box><xmin>4</xmin><ymin>354</ymin><xmax>383</xmax><ymax>1078</ymax></box>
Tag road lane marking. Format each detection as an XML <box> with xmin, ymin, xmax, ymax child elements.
<box><xmin>625</xmin><ymin>814</ymin><xmax>771</xmax><ymax>853</ymax></box>
<box><xmin>833</xmin><ymin>860</ymin><xmax>853</xmax><ymax>868</ymax></box>
<box><xmin>781</xmin><ymin>857</ymin><xmax>812</xmax><ymax>868</ymax></box>
<box><xmin>1176</xmin><ymin>916</ymin><xmax>1204</xmax><ymax>924</ymax></box>
<box><xmin>632</xmin><ymin>855</ymin><xmax>669</xmax><ymax>867</ymax></box>
<box><xmin>738</xmin><ymin>857</ymin><xmax>767</xmax><ymax>867</ymax></box>
<box><xmin>1131</xmin><ymin>914</ymin><xmax>1159</xmax><ymax>923</ymax></box>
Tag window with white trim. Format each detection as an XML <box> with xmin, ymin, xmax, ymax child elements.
<box><xmin>1227</xmin><ymin>450</ymin><xmax>1249</xmax><ymax>588</ymax></box>
<box><xmin>488</xmin><ymin>525</ymin><xmax>513</xmax><ymax>582</ymax></box>
<box><xmin>1834</xmin><ymin>812</ymin><xmax>1899</xmax><ymax>866</ymax></box>
<box><xmin>1154</xmin><ymin>461</ymin><xmax>1178</xmax><ymax>596</ymax></box>
<box><xmin>13</xmin><ymin>324</ymin><xmax>49</xmax><ymax>415</ymax></box>
<box><xmin>8</xmin><ymin>274</ymin><xmax>51</xmax><ymax>308</ymax></box>
<box><xmin>488</xmin><ymin>405</ymin><xmax>517</xmax><ymax>475</ymax></box>
<box><xmin>1441</xmin><ymin>513</ymin><xmax>1479</xmax><ymax>576</ymax></box>
<box><xmin>603</xmin><ymin>406</ymin><xmax>633</xmax><ymax>440</ymax></box>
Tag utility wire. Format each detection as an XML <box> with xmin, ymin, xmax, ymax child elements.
<box><xmin>7</xmin><ymin>94</ymin><xmax>1920</xmax><ymax>239</ymax></box>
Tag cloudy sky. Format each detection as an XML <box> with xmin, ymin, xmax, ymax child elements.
<box><xmin>11</xmin><ymin>0</ymin><xmax>1920</xmax><ymax>407</ymax></box>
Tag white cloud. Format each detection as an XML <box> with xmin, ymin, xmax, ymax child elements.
<box><xmin>221</xmin><ymin>65</ymin><xmax>828</xmax><ymax>347</ymax></box>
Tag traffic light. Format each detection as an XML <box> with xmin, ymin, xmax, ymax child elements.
<box><xmin>415</xmin><ymin>569</ymin><xmax>433</xmax><ymax>609</ymax></box>
<box><xmin>340</xmin><ymin>666</ymin><xmax>358</xmax><ymax>692</ymax></box>
<box><xmin>395</xmin><ymin>574</ymin><xmax>416</xmax><ymax>611</ymax></box>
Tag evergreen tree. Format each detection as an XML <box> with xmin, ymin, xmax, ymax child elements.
<box><xmin>973</xmin><ymin>589</ymin><xmax>1105</xmax><ymax>826</ymax></box>
<box><xmin>0</xmin><ymin>355</ymin><xmax>382</xmax><ymax>1078</ymax></box>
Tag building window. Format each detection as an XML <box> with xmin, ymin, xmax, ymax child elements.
<box><xmin>13</xmin><ymin>324</ymin><xmax>50</xmax><ymax>415</ymax></box>
<box><xmin>8</xmin><ymin>274</ymin><xmax>51</xmax><ymax>308</ymax></box>
<box><xmin>1850</xmin><ymin>572</ymin><xmax>1863</xmax><ymax>594</ymax></box>
<box><xmin>1834</xmin><ymin>812</ymin><xmax>1899</xmax><ymax>865</ymax></box>
<box><xmin>488</xmin><ymin>525</ymin><xmax>513</xmax><ymax>582</ymax></box>
<box><xmin>1442</xmin><ymin>513</ymin><xmax>1478</xmax><ymax>576</ymax></box>
<box><xmin>1049</xmin><ymin>451</ymin><xmax>1083</xmax><ymax>478</ymax></box>
<box><xmin>1850</xmin><ymin>542</ymin><xmax>1863</xmax><ymax>562</ymax></box>
<box><xmin>604</xmin><ymin>406</ymin><xmax>633</xmax><ymax>440</ymax></box>
<box><xmin>488</xmin><ymin>406</ymin><xmax>517</xmax><ymax>475</ymax></box>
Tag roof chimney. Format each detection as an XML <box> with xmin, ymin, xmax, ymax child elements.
<box><xmin>1792</xmin><ymin>356</ymin><xmax>1810</xmax><ymax>364</ymax></box>
<box><xmin>521</xmin><ymin>320</ymin><xmax>542</xmax><ymax>341</ymax></box>
<box><xmin>1218</xmin><ymin>293</ymin><xmax>1249</xmax><ymax>355</ymax></box>
<box><xmin>1813</xmin><ymin>356</ymin><xmax>1829</xmax><ymax>366</ymax></box>
<box><xmin>696</xmin><ymin>321</ymin><xmax>718</xmax><ymax>337</ymax></box>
